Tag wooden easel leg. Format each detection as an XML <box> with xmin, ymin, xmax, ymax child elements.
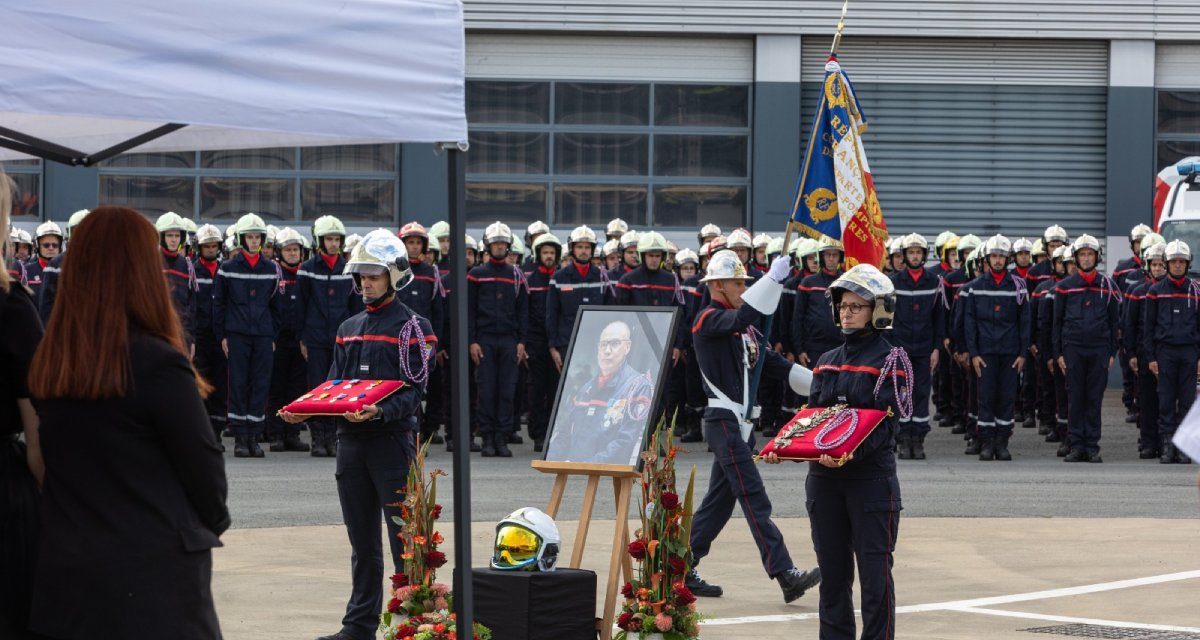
<box><xmin>614</xmin><ymin>477</ymin><xmax>633</xmax><ymax>584</ymax></box>
<box><xmin>601</xmin><ymin>477</ymin><xmax>633</xmax><ymax>640</ymax></box>
<box><xmin>569</xmin><ymin>475</ymin><xmax>601</xmax><ymax>569</ymax></box>
<box><xmin>546</xmin><ymin>473</ymin><xmax>569</xmax><ymax>519</ymax></box>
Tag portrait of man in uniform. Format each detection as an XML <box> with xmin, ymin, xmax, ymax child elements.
<box><xmin>545</xmin><ymin>307</ymin><xmax>678</xmax><ymax>468</ymax></box>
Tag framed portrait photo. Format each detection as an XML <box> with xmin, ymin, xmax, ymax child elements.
<box><xmin>543</xmin><ymin>305</ymin><xmax>680</xmax><ymax>470</ymax></box>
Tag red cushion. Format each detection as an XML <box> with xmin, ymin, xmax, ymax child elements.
<box><xmin>759</xmin><ymin>405</ymin><xmax>889</xmax><ymax>464</ymax></box>
<box><xmin>281</xmin><ymin>379</ymin><xmax>406</xmax><ymax>417</ymax></box>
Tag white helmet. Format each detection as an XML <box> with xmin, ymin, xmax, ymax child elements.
<box><xmin>1032</xmin><ymin>238</ymin><xmax>1046</xmax><ymax>258</ymax></box>
<box><xmin>601</xmin><ymin>238</ymin><xmax>619</xmax><ymax>258</ymax></box>
<box><xmin>956</xmin><ymin>234</ymin><xmax>982</xmax><ymax>256</ymax></box>
<box><xmin>752</xmin><ymin>233</ymin><xmax>773</xmax><ymax>250</ymax></box>
<box><xmin>618</xmin><ymin>230</ymin><xmax>640</xmax><ymax>251</ymax></box>
<box><xmin>428</xmin><ymin>220</ymin><xmax>450</xmax><ymax>240</ymax></box>
<box><xmin>235</xmin><ymin>212</ymin><xmax>269</xmax><ymax>250</ymax></box>
<box><xmin>483</xmin><ymin>221</ymin><xmax>513</xmax><ymax>247</ymax></box>
<box><xmin>1165</xmin><ymin>239</ymin><xmax>1192</xmax><ymax>264</ymax></box>
<box><xmin>1050</xmin><ymin>245</ymin><xmax>1068</xmax><ymax>262</ymax></box>
<box><xmin>65</xmin><ymin>209</ymin><xmax>90</xmax><ymax>239</ymax></box>
<box><xmin>886</xmin><ymin>237</ymin><xmax>903</xmax><ymax>256</ymax></box>
<box><xmin>275</xmin><ymin>227</ymin><xmax>305</xmax><ymax>248</ymax></box>
<box><xmin>1143</xmin><ymin>241</ymin><xmax>1168</xmax><ymax>266</ymax></box>
<box><xmin>155</xmin><ymin>211</ymin><xmax>189</xmax><ymax>235</ymax></box>
<box><xmin>1012</xmin><ymin>238</ymin><xmax>1034</xmax><ymax>255</ymax></box>
<box><xmin>1071</xmin><ymin>234</ymin><xmax>1102</xmax><ymax>257</ymax></box>
<box><xmin>35</xmin><ymin>221</ymin><xmax>64</xmax><ymax>241</ymax></box>
<box><xmin>266</xmin><ymin>224</ymin><xmax>280</xmax><ymax>246</ymax></box>
<box><xmin>510</xmin><ymin>236</ymin><xmax>527</xmax><ymax>257</ymax></box>
<box><xmin>1062</xmin><ymin>244</ymin><xmax>1075</xmax><ymax>264</ymax></box>
<box><xmin>1129</xmin><ymin>223</ymin><xmax>1153</xmax><ymax>244</ymax></box>
<box><xmin>697</xmin><ymin>223</ymin><xmax>722</xmax><ymax>244</ymax></box>
<box><xmin>492</xmin><ymin>507</ymin><xmax>561</xmax><ymax>572</ymax></box>
<box><xmin>900</xmin><ymin>233</ymin><xmax>929</xmax><ymax>254</ymax></box>
<box><xmin>224</xmin><ymin>235</ymin><xmax>236</xmax><ymax>253</ymax></box>
<box><xmin>606</xmin><ymin>218</ymin><xmax>629</xmax><ymax>239</ymax></box>
<box><xmin>766</xmin><ymin>236</ymin><xmax>785</xmax><ymax>257</ymax></box>
<box><xmin>982</xmin><ymin>234</ymin><xmax>1013</xmax><ymax>258</ymax></box>
<box><xmin>344</xmin><ymin>233</ymin><xmax>363</xmax><ymax>255</ymax></box>
<box><xmin>1043</xmin><ymin>225</ymin><xmax>1068</xmax><ymax>245</ymax></box>
<box><xmin>568</xmin><ymin>225</ymin><xmax>597</xmax><ymax>248</ymax></box>
<box><xmin>195</xmin><ymin>224</ymin><xmax>223</xmax><ymax>246</ymax></box>
<box><xmin>726</xmin><ymin>228</ymin><xmax>753</xmax><ymax>250</ymax></box>
<box><xmin>935</xmin><ymin>231</ymin><xmax>958</xmax><ymax>253</ymax></box>
<box><xmin>817</xmin><ymin>234</ymin><xmax>845</xmax><ymax>256</ymax></box>
<box><xmin>796</xmin><ymin>237</ymin><xmax>821</xmax><ymax>260</ymax></box>
<box><xmin>700</xmin><ymin>249</ymin><xmax>754</xmax><ymax>283</ymax></box>
<box><xmin>345</xmin><ymin>229</ymin><xmax>414</xmax><ymax>294</ymax></box>
<box><xmin>527</xmin><ymin>220</ymin><xmax>550</xmax><ymax>237</ymax></box>
<box><xmin>829</xmin><ymin>264</ymin><xmax>896</xmax><ymax>330</ymax></box>
<box><xmin>636</xmin><ymin>231</ymin><xmax>670</xmax><ymax>256</ymax></box>
<box><xmin>9</xmin><ymin>227</ymin><xmax>32</xmax><ymax>249</ymax></box>
<box><xmin>531</xmin><ymin>232</ymin><xmax>562</xmax><ymax>261</ymax></box>
<box><xmin>675</xmin><ymin>248</ymin><xmax>699</xmax><ymax>266</ymax></box>
<box><xmin>312</xmin><ymin>214</ymin><xmax>347</xmax><ymax>239</ymax></box>
<box><xmin>464</xmin><ymin>234</ymin><xmax>479</xmax><ymax>254</ymax></box>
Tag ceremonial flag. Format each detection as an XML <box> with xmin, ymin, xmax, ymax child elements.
<box><xmin>790</xmin><ymin>54</ymin><xmax>888</xmax><ymax>268</ymax></box>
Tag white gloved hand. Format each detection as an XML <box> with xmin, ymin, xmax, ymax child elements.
<box><xmin>767</xmin><ymin>255</ymin><xmax>792</xmax><ymax>283</ymax></box>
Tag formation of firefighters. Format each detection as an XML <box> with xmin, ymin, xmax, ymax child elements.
<box><xmin>7</xmin><ymin>213</ymin><xmax>1195</xmax><ymax>465</ymax></box>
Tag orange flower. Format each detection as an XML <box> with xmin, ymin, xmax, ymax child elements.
<box><xmin>432</xmin><ymin>531</ymin><xmax>444</xmax><ymax>544</ymax></box>
<box><xmin>414</xmin><ymin>535</ymin><xmax>427</xmax><ymax>546</ymax></box>
<box><xmin>434</xmin><ymin>623</ymin><xmax>446</xmax><ymax>633</ymax></box>
<box><xmin>401</xmin><ymin>552</ymin><xmax>414</xmax><ymax>560</ymax></box>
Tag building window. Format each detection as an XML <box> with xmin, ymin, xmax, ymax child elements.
<box><xmin>1157</xmin><ymin>90</ymin><xmax>1200</xmax><ymax>170</ymax></box>
<box><xmin>466</xmin><ymin>80</ymin><xmax>750</xmax><ymax>228</ymax></box>
<box><xmin>98</xmin><ymin>144</ymin><xmax>399</xmax><ymax>223</ymax></box>
<box><xmin>1</xmin><ymin>159</ymin><xmax>42</xmax><ymax>219</ymax></box>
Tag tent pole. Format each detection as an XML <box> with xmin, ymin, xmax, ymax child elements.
<box><xmin>445</xmin><ymin>144</ymin><xmax>474</xmax><ymax>633</ymax></box>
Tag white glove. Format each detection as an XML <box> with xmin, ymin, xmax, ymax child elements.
<box><xmin>766</xmin><ymin>255</ymin><xmax>792</xmax><ymax>283</ymax></box>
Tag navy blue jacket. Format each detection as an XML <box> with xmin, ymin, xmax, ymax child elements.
<box><xmin>615</xmin><ymin>265</ymin><xmax>681</xmax><ymax>308</ymax></box>
<box><xmin>192</xmin><ymin>257</ymin><xmax>221</xmax><ymax>338</ymax></box>
<box><xmin>1122</xmin><ymin>276</ymin><xmax>1159</xmax><ymax>358</ymax></box>
<box><xmin>24</xmin><ymin>257</ymin><xmax>49</xmax><ymax>299</ymax></box>
<box><xmin>545</xmin><ymin>261</ymin><xmax>605</xmax><ymax>350</ymax></box>
<box><xmin>401</xmin><ymin>259</ymin><xmax>444</xmax><ymax>337</ymax></box>
<box><xmin>524</xmin><ymin>264</ymin><xmax>555</xmax><ymax>346</ymax></box>
<box><xmin>1025</xmin><ymin>259</ymin><xmax>1056</xmax><ymax>290</ymax></box>
<box><xmin>297</xmin><ymin>254</ymin><xmax>359</xmax><ymax>350</ymax></box>
<box><xmin>1142</xmin><ymin>275</ymin><xmax>1200</xmax><ymax>359</ymax></box>
<box><xmin>1112</xmin><ymin>256</ymin><xmax>1145</xmax><ymax>294</ymax></box>
<box><xmin>888</xmin><ymin>267</ymin><xmax>946</xmax><ymax>358</ymax></box>
<box><xmin>692</xmin><ymin>292</ymin><xmax>793</xmax><ymax>422</ymax></box>
<box><xmin>36</xmin><ymin>254</ymin><xmax>63</xmax><ymax>323</ymax></box>
<box><xmin>467</xmin><ymin>258</ymin><xmax>528</xmax><ymax>344</ymax></box>
<box><xmin>603</xmin><ymin>264</ymin><xmax>636</xmax><ymax>304</ymax></box>
<box><xmin>213</xmin><ymin>251</ymin><xmax>282</xmax><ymax>341</ymax></box>
<box><xmin>330</xmin><ymin>295</ymin><xmax>437</xmax><ymax>433</ymax></box>
<box><xmin>965</xmin><ymin>270</ymin><xmax>1031</xmax><ymax>359</ymax></box>
<box><xmin>791</xmin><ymin>269</ymin><xmax>842</xmax><ymax>358</ymax></box>
<box><xmin>807</xmin><ymin>329</ymin><xmax>902</xmax><ymax>480</ymax></box>
<box><xmin>950</xmin><ymin>279</ymin><xmax>974</xmax><ymax>354</ymax></box>
<box><xmin>1052</xmin><ymin>271</ymin><xmax>1121</xmax><ymax>358</ymax></box>
<box><xmin>679</xmin><ymin>274</ymin><xmax>706</xmax><ymax>349</ymax></box>
<box><xmin>161</xmin><ymin>249</ymin><xmax>197</xmax><ymax>342</ymax></box>
<box><xmin>275</xmin><ymin>262</ymin><xmax>305</xmax><ymax>341</ymax></box>
<box><xmin>1031</xmin><ymin>276</ymin><xmax>1061</xmax><ymax>358</ymax></box>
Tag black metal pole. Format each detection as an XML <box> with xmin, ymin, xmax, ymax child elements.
<box><xmin>445</xmin><ymin>145</ymin><xmax>473</xmax><ymax>634</ymax></box>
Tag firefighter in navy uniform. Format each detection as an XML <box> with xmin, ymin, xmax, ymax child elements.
<box><xmin>214</xmin><ymin>213</ymin><xmax>282</xmax><ymax>458</ymax></box>
<box><xmin>1010</xmin><ymin>238</ymin><xmax>1038</xmax><ymax>430</ymax></box>
<box><xmin>1124</xmin><ymin>238</ymin><xmax>1167</xmax><ymax>459</ymax></box>
<box><xmin>604</xmin><ymin>230</ymin><xmax>640</xmax><ymax>303</ymax></box>
<box><xmin>37</xmin><ymin>209</ymin><xmax>89</xmax><ymax>323</ymax></box>
<box><xmin>24</xmin><ymin>221</ymin><xmax>63</xmax><ymax>299</ymax></box>
<box><xmin>1053</xmin><ymin>234</ymin><xmax>1121</xmax><ymax>463</ymax></box>
<box><xmin>192</xmin><ymin>224</ymin><xmax>228</xmax><ymax>444</ymax></box>
<box><xmin>888</xmin><ymin>233</ymin><xmax>945</xmax><ymax>460</ymax></box>
<box><xmin>523</xmin><ymin>220</ymin><xmax>550</xmax><ymax>270</ymax></box>
<box><xmin>281</xmin><ymin>230</ymin><xmax>437</xmax><ymax>640</ymax></box>
<box><xmin>766</xmin><ymin>263</ymin><xmax>909</xmax><ymax>640</ymax></box>
<box><xmin>606</xmin><ymin>217</ymin><xmax>629</xmax><ymax>243</ymax></box>
<box><xmin>154</xmin><ymin>212</ymin><xmax>198</xmax><ymax>346</ymax></box>
<box><xmin>546</xmin><ymin>225</ymin><xmax>604</xmax><ymax>376</ymax></box>
<box><xmin>265</xmin><ymin>228</ymin><xmax>311</xmax><ymax>453</ymax></box>
<box><xmin>1031</xmin><ymin>246</ymin><xmax>1070</xmax><ymax>454</ymax></box>
<box><xmin>298</xmin><ymin>215</ymin><xmax>360</xmax><ymax>457</ymax></box>
<box><xmin>525</xmin><ymin>232</ymin><xmax>562</xmax><ymax>452</ymax></box>
<box><xmin>398</xmin><ymin>222</ymin><xmax>446</xmax><ymax>445</ymax></box>
<box><xmin>942</xmin><ymin>234</ymin><xmax>981</xmax><ymax>436</ymax></box>
<box><xmin>687</xmin><ymin>250</ymin><xmax>820</xmax><ymax>604</ymax></box>
<box><xmin>927</xmin><ymin>231</ymin><xmax>958</xmax><ymax>426</ymax></box>
<box><xmin>675</xmin><ymin>248</ymin><xmax>706</xmax><ymax>443</ymax></box>
<box><xmin>964</xmin><ymin>235</ymin><xmax>1030</xmax><ymax>462</ymax></box>
<box><xmin>1113</xmin><ymin>223</ymin><xmax>1153</xmax><ymax>424</ymax></box>
<box><xmin>468</xmin><ymin>222</ymin><xmax>529</xmax><ymax>458</ymax></box>
<box><xmin>791</xmin><ymin>236</ymin><xmax>845</xmax><ymax>372</ymax></box>
<box><xmin>1143</xmin><ymin>239</ymin><xmax>1200</xmax><ymax>465</ymax></box>
<box><xmin>439</xmin><ymin>235</ymin><xmax>484</xmax><ymax>453</ymax></box>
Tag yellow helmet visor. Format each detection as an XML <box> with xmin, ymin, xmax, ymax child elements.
<box><xmin>492</xmin><ymin>525</ymin><xmax>543</xmax><ymax>570</ymax></box>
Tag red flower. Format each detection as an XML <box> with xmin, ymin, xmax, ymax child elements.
<box><xmin>391</xmin><ymin>573</ymin><xmax>409</xmax><ymax>589</ymax></box>
<box><xmin>621</xmin><ymin>582</ymin><xmax>635</xmax><ymax>598</ymax></box>
<box><xmin>617</xmin><ymin>611</ymin><xmax>635</xmax><ymax>630</ymax></box>
<box><xmin>395</xmin><ymin>624</ymin><xmax>416</xmax><ymax>637</ymax></box>
<box><xmin>668</xmin><ymin>556</ymin><xmax>687</xmax><ymax>575</ymax></box>
<box><xmin>660</xmin><ymin>492</ymin><xmax>679</xmax><ymax>510</ymax></box>
<box><xmin>426</xmin><ymin>550</ymin><xmax>447</xmax><ymax>568</ymax></box>
<box><xmin>387</xmin><ymin>597</ymin><xmax>403</xmax><ymax>613</ymax></box>
<box><xmin>432</xmin><ymin>504</ymin><xmax>443</xmax><ymax>519</ymax></box>
<box><xmin>673</xmin><ymin>584</ymin><xmax>696</xmax><ymax>607</ymax></box>
<box><xmin>627</xmin><ymin>539</ymin><xmax>647</xmax><ymax>560</ymax></box>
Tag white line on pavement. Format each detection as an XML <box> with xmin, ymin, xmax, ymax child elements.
<box><xmin>950</xmin><ymin>606</ymin><xmax>1200</xmax><ymax>634</ymax></box>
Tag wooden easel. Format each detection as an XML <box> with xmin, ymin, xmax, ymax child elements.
<box><xmin>532</xmin><ymin>460</ymin><xmax>638</xmax><ymax>640</ymax></box>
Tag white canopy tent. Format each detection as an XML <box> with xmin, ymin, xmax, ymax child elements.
<box><xmin>0</xmin><ymin>0</ymin><xmax>477</xmax><ymax>629</ymax></box>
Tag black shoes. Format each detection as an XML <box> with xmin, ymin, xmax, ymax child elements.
<box><xmin>1022</xmin><ymin>416</ymin><xmax>1037</xmax><ymax>429</ymax></box>
<box><xmin>1037</xmin><ymin>422</ymin><xmax>1052</xmax><ymax>436</ymax></box>
<box><xmin>1063</xmin><ymin>449</ymin><xmax>1088</xmax><ymax>463</ymax></box>
<box><xmin>1088</xmin><ymin>453</ymin><xmax>1103</xmax><ymax>463</ymax></box>
<box><xmin>1139</xmin><ymin>447</ymin><xmax>1160</xmax><ymax>460</ymax></box>
<box><xmin>234</xmin><ymin>436</ymin><xmax>265</xmax><ymax>458</ymax></box>
<box><xmin>1161</xmin><ymin>444</ymin><xmax>1190</xmax><ymax>464</ymax></box>
<box><xmin>964</xmin><ymin>438</ymin><xmax>981</xmax><ymax>456</ymax></box>
<box><xmin>978</xmin><ymin>437</ymin><xmax>995</xmax><ymax>461</ymax></box>
<box><xmin>685</xmin><ymin>569</ymin><xmax>723</xmax><ymax>598</ymax></box>
<box><xmin>778</xmin><ymin>567</ymin><xmax>821</xmax><ymax>604</ymax></box>
<box><xmin>481</xmin><ymin>435</ymin><xmax>497</xmax><ymax>457</ymax></box>
<box><xmin>508</xmin><ymin>433</ymin><xmax>524</xmax><ymax>445</ymax></box>
<box><xmin>283</xmin><ymin>432</ymin><xmax>310</xmax><ymax>452</ymax></box>
<box><xmin>269</xmin><ymin>437</ymin><xmax>286</xmax><ymax>452</ymax></box>
<box><xmin>533</xmin><ymin>439</ymin><xmax>544</xmax><ymax>453</ymax></box>
<box><xmin>680</xmin><ymin>428</ymin><xmax>704</xmax><ymax>443</ymax></box>
<box><xmin>951</xmin><ymin>424</ymin><xmax>967</xmax><ymax>435</ymax></box>
<box><xmin>994</xmin><ymin>435</ymin><xmax>1012</xmax><ymax>461</ymax></box>
<box><xmin>911</xmin><ymin>436</ymin><xmax>927</xmax><ymax>460</ymax></box>
<box><xmin>897</xmin><ymin>436</ymin><xmax>913</xmax><ymax>460</ymax></box>
<box><xmin>1045</xmin><ymin>431</ymin><xmax>1062</xmax><ymax>443</ymax></box>
<box><xmin>495</xmin><ymin>437</ymin><xmax>513</xmax><ymax>458</ymax></box>
<box><xmin>1124</xmin><ymin>413</ymin><xmax>1139</xmax><ymax>424</ymax></box>
<box><xmin>314</xmin><ymin>632</ymin><xmax>361</xmax><ymax>640</ymax></box>
<box><xmin>1056</xmin><ymin>443</ymin><xmax>1070</xmax><ymax>457</ymax></box>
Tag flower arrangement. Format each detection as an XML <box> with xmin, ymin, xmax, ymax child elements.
<box><xmin>380</xmin><ymin>441</ymin><xmax>491</xmax><ymax>640</ymax></box>
<box><xmin>615</xmin><ymin>421</ymin><xmax>702</xmax><ymax>640</ymax></box>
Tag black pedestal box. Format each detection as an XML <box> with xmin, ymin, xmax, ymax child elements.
<box><xmin>456</xmin><ymin>567</ymin><xmax>597</xmax><ymax>640</ymax></box>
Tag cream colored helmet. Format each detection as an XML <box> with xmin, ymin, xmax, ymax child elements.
<box><xmin>532</xmin><ymin>232</ymin><xmax>562</xmax><ymax>259</ymax></box>
<box><xmin>65</xmin><ymin>209</ymin><xmax>90</xmax><ymax>239</ymax></box>
<box><xmin>195</xmin><ymin>224</ymin><xmax>223</xmax><ymax>246</ymax></box>
<box><xmin>568</xmin><ymin>225</ymin><xmax>597</xmax><ymax>248</ymax></box>
<box><xmin>697</xmin><ymin>223</ymin><xmax>722</xmax><ymax>244</ymax></box>
<box><xmin>700</xmin><ymin>249</ymin><xmax>754</xmax><ymax>283</ymax></box>
<box><xmin>275</xmin><ymin>227</ymin><xmax>305</xmax><ymax>248</ymax></box>
<box><xmin>1071</xmin><ymin>234</ymin><xmax>1102</xmax><ymax>259</ymax></box>
<box><xmin>726</xmin><ymin>228</ymin><xmax>753</xmax><ymax>250</ymax></box>
<box><xmin>767</xmin><ymin>236</ymin><xmax>785</xmax><ymax>258</ymax></box>
<box><xmin>1165</xmin><ymin>239</ymin><xmax>1192</xmax><ymax>264</ymax></box>
<box><xmin>1129</xmin><ymin>223</ymin><xmax>1153</xmax><ymax>244</ymax></box>
<box><xmin>1050</xmin><ymin>245</ymin><xmax>1068</xmax><ymax>263</ymax></box>
<box><xmin>982</xmin><ymin>234</ymin><xmax>1013</xmax><ymax>258</ymax></box>
<box><xmin>527</xmin><ymin>220</ymin><xmax>550</xmax><ymax>237</ymax></box>
<box><xmin>1032</xmin><ymin>238</ymin><xmax>1046</xmax><ymax>258</ymax></box>
<box><xmin>956</xmin><ymin>234</ymin><xmax>982</xmax><ymax>256</ymax></box>
<box><xmin>510</xmin><ymin>236</ymin><xmax>527</xmax><ymax>257</ymax></box>
<box><xmin>636</xmin><ymin>231</ymin><xmax>670</xmax><ymax>257</ymax></box>
<box><xmin>483</xmin><ymin>221</ymin><xmax>514</xmax><ymax>248</ymax></box>
<box><xmin>601</xmin><ymin>238</ymin><xmax>619</xmax><ymax>258</ymax></box>
<box><xmin>618</xmin><ymin>230</ymin><xmax>640</xmax><ymax>251</ymax></box>
<box><xmin>235</xmin><ymin>212</ymin><xmax>269</xmax><ymax>251</ymax></box>
<box><xmin>752</xmin><ymin>233</ymin><xmax>773</xmax><ymax>250</ymax></box>
<box><xmin>1012</xmin><ymin>237</ymin><xmax>1034</xmax><ymax>255</ymax></box>
<box><xmin>344</xmin><ymin>233</ymin><xmax>363</xmax><ymax>255</ymax></box>
<box><xmin>346</xmin><ymin>229</ymin><xmax>413</xmax><ymax>291</ymax></box>
<box><xmin>154</xmin><ymin>211</ymin><xmax>188</xmax><ymax>235</ymax></box>
<box><xmin>35</xmin><ymin>220</ymin><xmax>63</xmax><ymax>241</ymax></box>
<box><xmin>828</xmin><ymin>264</ymin><xmax>896</xmax><ymax>330</ymax></box>
<box><xmin>1043</xmin><ymin>225</ymin><xmax>1068</xmax><ymax>245</ymax></box>
<box><xmin>428</xmin><ymin>220</ymin><xmax>450</xmax><ymax>240</ymax></box>
<box><xmin>1142</xmin><ymin>241</ymin><xmax>1168</xmax><ymax>267</ymax></box>
<box><xmin>606</xmin><ymin>218</ymin><xmax>629</xmax><ymax>239</ymax></box>
<box><xmin>675</xmin><ymin>248</ymin><xmax>699</xmax><ymax>266</ymax></box>
<box><xmin>796</xmin><ymin>237</ymin><xmax>821</xmax><ymax>260</ymax></box>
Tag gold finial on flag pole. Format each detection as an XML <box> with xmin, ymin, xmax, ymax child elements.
<box><xmin>830</xmin><ymin>0</ymin><xmax>849</xmax><ymax>55</ymax></box>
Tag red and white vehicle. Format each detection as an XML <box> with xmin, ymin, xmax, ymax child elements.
<box><xmin>1154</xmin><ymin>157</ymin><xmax>1200</xmax><ymax>273</ymax></box>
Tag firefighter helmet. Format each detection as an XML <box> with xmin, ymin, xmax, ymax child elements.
<box><xmin>829</xmin><ymin>264</ymin><xmax>896</xmax><ymax>330</ymax></box>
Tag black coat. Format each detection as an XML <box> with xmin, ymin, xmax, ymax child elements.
<box><xmin>31</xmin><ymin>333</ymin><xmax>229</xmax><ymax>640</ymax></box>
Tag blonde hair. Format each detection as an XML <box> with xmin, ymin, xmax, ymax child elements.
<box><xmin>0</xmin><ymin>167</ymin><xmax>12</xmax><ymax>292</ymax></box>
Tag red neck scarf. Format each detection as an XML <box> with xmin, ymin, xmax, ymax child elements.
<box><xmin>200</xmin><ymin>257</ymin><xmax>219</xmax><ymax>278</ymax></box>
<box><xmin>1079</xmin><ymin>270</ymin><xmax>1098</xmax><ymax>285</ymax></box>
<box><xmin>907</xmin><ymin>267</ymin><xmax>924</xmax><ymax>283</ymax></box>
<box><xmin>161</xmin><ymin>246</ymin><xmax>179</xmax><ymax>259</ymax></box>
<box><xmin>538</xmin><ymin>264</ymin><xmax>555</xmax><ymax>276</ymax></box>
<box><xmin>1170</xmin><ymin>275</ymin><xmax>1188</xmax><ymax>288</ymax></box>
<box><xmin>573</xmin><ymin>261</ymin><xmax>590</xmax><ymax>278</ymax></box>
<box><xmin>1014</xmin><ymin>265</ymin><xmax>1030</xmax><ymax>279</ymax></box>
<box><xmin>321</xmin><ymin>253</ymin><xmax>339</xmax><ymax>271</ymax></box>
<box><xmin>488</xmin><ymin>256</ymin><xmax>507</xmax><ymax>266</ymax></box>
<box><xmin>991</xmin><ymin>270</ymin><xmax>1006</xmax><ymax>286</ymax></box>
<box><xmin>244</xmin><ymin>252</ymin><xmax>261</xmax><ymax>269</ymax></box>
<box><xmin>366</xmin><ymin>295</ymin><xmax>395</xmax><ymax>313</ymax></box>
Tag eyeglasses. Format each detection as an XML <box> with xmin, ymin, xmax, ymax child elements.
<box><xmin>40</xmin><ymin>242</ymin><xmax>60</xmax><ymax>249</ymax></box>
<box><xmin>598</xmin><ymin>339</ymin><xmax>630</xmax><ymax>352</ymax></box>
<box><xmin>837</xmin><ymin>302</ymin><xmax>872</xmax><ymax>314</ymax></box>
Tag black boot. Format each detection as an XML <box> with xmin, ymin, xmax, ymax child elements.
<box><xmin>964</xmin><ymin>437</ymin><xmax>981</xmax><ymax>455</ymax></box>
<box><xmin>685</xmin><ymin>569</ymin><xmax>723</xmax><ymax>598</ymax></box>
<box><xmin>1139</xmin><ymin>447</ymin><xmax>1159</xmax><ymax>459</ymax></box>
<box><xmin>1037</xmin><ymin>421</ymin><xmax>1051</xmax><ymax>436</ymax></box>
<box><xmin>249</xmin><ymin>436</ymin><xmax>265</xmax><ymax>458</ymax></box>
<box><xmin>897</xmin><ymin>434</ymin><xmax>912</xmax><ymax>460</ymax></box>
<box><xmin>481</xmin><ymin>434</ymin><xmax>497</xmax><ymax>457</ymax></box>
<box><xmin>680</xmin><ymin>426</ymin><xmax>703</xmax><ymax>443</ymax></box>
<box><xmin>950</xmin><ymin>421</ymin><xmax>967</xmax><ymax>435</ymax></box>
<box><xmin>1045</xmin><ymin>431</ymin><xmax>1061</xmax><ymax>443</ymax></box>
<box><xmin>310</xmin><ymin>428</ymin><xmax>327</xmax><ymax>457</ymax></box>
<box><xmin>533</xmin><ymin>439</ymin><xmax>544</xmax><ymax>453</ymax></box>
<box><xmin>1022</xmin><ymin>416</ymin><xmax>1036</xmax><ymax>429</ymax></box>
<box><xmin>495</xmin><ymin>434</ymin><xmax>513</xmax><ymax>458</ymax></box>
<box><xmin>994</xmin><ymin>434</ymin><xmax>1012</xmax><ymax>461</ymax></box>
<box><xmin>1056</xmin><ymin>443</ymin><xmax>1070</xmax><ymax>457</ymax></box>
<box><xmin>911</xmin><ymin>434</ymin><xmax>927</xmax><ymax>460</ymax></box>
<box><xmin>978</xmin><ymin>434</ymin><xmax>995</xmax><ymax>461</ymax></box>
<box><xmin>325</xmin><ymin>433</ymin><xmax>337</xmax><ymax>457</ymax></box>
<box><xmin>1063</xmin><ymin>449</ymin><xmax>1088</xmax><ymax>462</ymax></box>
<box><xmin>1161</xmin><ymin>443</ymin><xmax>1177</xmax><ymax>464</ymax></box>
<box><xmin>268</xmin><ymin>436</ymin><xmax>286</xmax><ymax>452</ymax></box>
<box><xmin>777</xmin><ymin>566</ymin><xmax>821</xmax><ymax>604</ymax></box>
<box><xmin>1176</xmin><ymin>449</ymin><xmax>1192</xmax><ymax>464</ymax></box>
<box><xmin>233</xmin><ymin>435</ymin><xmax>251</xmax><ymax>458</ymax></box>
<box><xmin>283</xmin><ymin>431</ymin><xmax>310</xmax><ymax>452</ymax></box>
<box><xmin>507</xmin><ymin>432</ymin><xmax>524</xmax><ymax>445</ymax></box>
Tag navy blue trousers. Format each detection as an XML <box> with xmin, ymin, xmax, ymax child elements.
<box><xmin>476</xmin><ymin>335</ymin><xmax>518</xmax><ymax>437</ymax></box>
<box><xmin>1157</xmin><ymin>346</ymin><xmax>1198</xmax><ymax>442</ymax></box>
<box><xmin>226</xmin><ymin>333</ymin><xmax>273</xmax><ymax>438</ymax></box>
<box><xmin>690</xmin><ymin>417</ymin><xmax>793</xmax><ymax>578</ymax></box>
<box><xmin>898</xmin><ymin>355</ymin><xmax>931</xmax><ymax>438</ymax></box>
<box><xmin>305</xmin><ymin>345</ymin><xmax>336</xmax><ymax>441</ymax></box>
<box><xmin>194</xmin><ymin>332</ymin><xmax>228</xmax><ymax>436</ymax></box>
<box><xmin>525</xmin><ymin>343</ymin><xmax>558</xmax><ymax>442</ymax></box>
<box><xmin>1065</xmin><ymin>345</ymin><xmax>1109</xmax><ymax>455</ymax></box>
<box><xmin>1137</xmin><ymin>357</ymin><xmax>1161</xmax><ymax>452</ymax></box>
<box><xmin>806</xmin><ymin>474</ymin><xmax>901</xmax><ymax>640</ymax></box>
<box><xmin>266</xmin><ymin>337</ymin><xmax>307</xmax><ymax>439</ymax></box>
<box><xmin>977</xmin><ymin>354</ymin><xmax>1018</xmax><ymax>438</ymax></box>
<box><xmin>335</xmin><ymin>430</ymin><xmax>414</xmax><ymax>639</ymax></box>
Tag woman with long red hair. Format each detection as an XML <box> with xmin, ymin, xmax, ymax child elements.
<box><xmin>27</xmin><ymin>206</ymin><xmax>228</xmax><ymax>640</ymax></box>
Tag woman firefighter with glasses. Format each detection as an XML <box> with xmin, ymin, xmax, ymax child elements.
<box><xmin>766</xmin><ymin>263</ymin><xmax>912</xmax><ymax>640</ymax></box>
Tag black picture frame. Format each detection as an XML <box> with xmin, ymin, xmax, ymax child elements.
<box><xmin>542</xmin><ymin>305</ymin><xmax>680</xmax><ymax>471</ymax></box>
